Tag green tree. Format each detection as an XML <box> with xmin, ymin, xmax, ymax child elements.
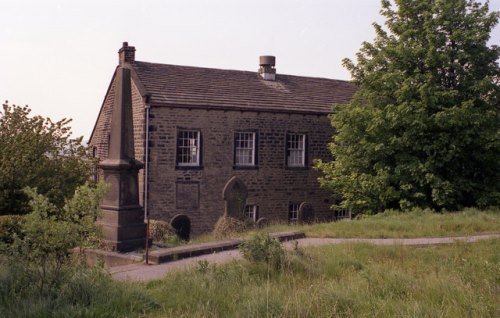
<box><xmin>317</xmin><ymin>0</ymin><xmax>500</xmax><ymax>213</ymax></box>
<box><xmin>0</xmin><ymin>101</ymin><xmax>91</xmax><ymax>215</ymax></box>
<box><xmin>8</xmin><ymin>182</ymin><xmax>107</xmax><ymax>296</ymax></box>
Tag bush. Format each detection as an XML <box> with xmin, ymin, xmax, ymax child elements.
<box><xmin>2</xmin><ymin>182</ymin><xmax>108</xmax><ymax>297</ymax></box>
<box><xmin>213</xmin><ymin>216</ymin><xmax>247</xmax><ymax>239</ymax></box>
<box><xmin>0</xmin><ymin>215</ymin><xmax>24</xmax><ymax>245</ymax></box>
<box><xmin>149</xmin><ymin>220</ymin><xmax>181</xmax><ymax>246</ymax></box>
<box><xmin>239</xmin><ymin>233</ymin><xmax>285</xmax><ymax>269</ymax></box>
<box><xmin>149</xmin><ymin>219</ymin><xmax>172</xmax><ymax>241</ymax></box>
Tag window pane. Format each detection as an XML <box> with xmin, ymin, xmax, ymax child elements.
<box><xmin>287</xmin><ymin>134</ymin><xmax>305</xmax><ymax>166</ymax></box>
<box><xmin>177</xmin><ymin>130</ymin><xmax>200</xmax><ymax>166</ymax></box>
<box><xmin>244</xmin><ymin>205</ymin><xmax>257</xmax><ymax>222</ymax></box>
<box><xmin>288</xmin><ymin>203</ymin><xmax>299</xmax><ymax>222</ymax></box>
<box><xmin>235</xmin><ymin>132</ymin><xmax>255</xmax><ymax>166</ymax></box>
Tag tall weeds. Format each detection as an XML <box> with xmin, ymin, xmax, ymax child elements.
<box><xmin>147</xmin><ymin>238</ymin><xmax>499</xmax><ymax>317</ymax></box>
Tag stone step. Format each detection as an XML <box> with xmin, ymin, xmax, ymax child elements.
<box><xmin>148</xmin><ymin>230</ymin><xmax>305</xmax><ymax>265</ymax></box>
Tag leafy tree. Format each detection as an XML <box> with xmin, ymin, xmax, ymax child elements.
<box><xmin>317</xmin><ymin>0</ymin><xmax>500</xmax><ymax>213</ymax></box>
<box><xmin>7</xmin><ymin>182</ymin><xmax>108</xmax><ymax>296</ymax></box>
<box><xmin>0</xmin><ymin>101</ymin><xmax>91</xmax><ymax>215</ymax></box>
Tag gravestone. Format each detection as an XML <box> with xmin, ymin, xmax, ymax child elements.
<box><xmin>298</xmin><ymin>202</ymin><xmax>315</xmax><ymax>223</ymax></box>
<box><xmin>222</xmin><ymin>176</ymin><xmax>248</xmax><ymax>219</ymax></box>
<box><xmin>256</xmin><ymin>217</ymin><xmax>268</xmax><ymax>228</ymax></box>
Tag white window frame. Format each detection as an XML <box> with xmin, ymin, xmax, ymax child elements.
<box><xmin>288</xmin><ymin>203</ymin><xmax>299</xmax><ymax>222</ymax></box>
<box><xmin>177</xmin><ymin>130</ymin><xmax>200</xmax><ymax>166</ymax></box>
<box><xmin>244</xmin><ymin>204</ymin><xmax>257</xmax><ymax>222</ymax></box>
<box><xmin>287</xmin><ymin>133</ymin><xmax>306</xmax><ymax>167</ymax></box>
<box><xmin>335</xmin><ymin>208</ymin><xmax>352</xmax><ymax>220</ymax></box>
<box><xmin>235</xmin><ymin>132</ymin><xmax>256</xmax><ymax>166</ymax></box>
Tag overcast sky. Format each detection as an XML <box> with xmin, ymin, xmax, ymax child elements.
<box><xmin>1</xmin><ymin>0</ymin><xmax>499</xmax><ymax>140</ymax></box>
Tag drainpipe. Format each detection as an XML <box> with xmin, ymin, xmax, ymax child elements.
<box><xmin>144</xmin><ymin>96</ymin><xmax>151</xmax><ymax>265</ymax></box>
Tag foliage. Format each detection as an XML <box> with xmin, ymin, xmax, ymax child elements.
<box><xmin>0</xmin><ymin>215</ymin><xmax>24</xmax><ymax>246</ymax></box>
<box><xmin>149</xmin><ymin>219</ymin><xmax>182</xmax><ymax>247</ymax></box>
<box><xmin>213</xmin><ymin>215</ymin><xmax>248</xmax><ymax>239</ymax></box>
<box><xmin>239</xmin><ymin>233</ymin><xmax>285</xmax><ymax>269</ymax></box>
<box><xmin>0</xmin><ymin>260</ymin><xmax>158</xmax><ymax>318</ymax></box>
<box><xmin>0</xmin><ymin>101</ymin><xmax>92</xmax><ymax>215</ymax></box>
<box><xmin>317</xmin><ymin>0</ymin><xmax>500</xmax><ymax>212</ymax></box>
<box><xmin>5</xmin><ymin>182</ymin><xmax>107</xmax><ymax>297</ymax></box>
<box><xmin>0</xmin><ymin>181</ymin><xmax>154</xmax><ymax>318</ymax></box>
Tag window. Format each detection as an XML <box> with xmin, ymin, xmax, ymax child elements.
<box><xmin>244</xmin><ymin>204</ymin><xmax>257</xmax><ymax>222</ymax></box>
<box><xmin>235</xmin><ymin>132</ymin><xmax>256</xmax><ymax>166</ymax></box>
<box><xmin>288</xmin><ymin>203</ymin><xmax>299</xmax><ymax>222</ymax></box>
<box><xmin>177</xmin><ymin>130</ymin><xmax>200</xmax><ymax>166</ymax></box>
<box><xmin>335</xmin><ymin>208</ymin><xmax>351</xmax><ymax>220</ymax></box>
<box><xmin>287</xmin><ymin>133</ymin><xmax>306</xmax><ymax>167</ymax></box>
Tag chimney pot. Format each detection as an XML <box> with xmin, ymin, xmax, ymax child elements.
<box><xmin>259</xmin><ymin>55</ymin><xmax>275</xmax><ymax>67</ymax></box>
<box><xmin>118</xmin><ymin>42</ymin><xmax>135</xmax><ymax>65</ymax></box>
<box><xmin>258</xmin><ymin>55</ymin><xmax>276</xmax><ymax>81</ymax></box>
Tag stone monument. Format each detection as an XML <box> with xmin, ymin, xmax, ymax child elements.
<box><xmin>97</xmin><ymin>67</ymin><xmax>147</xmax><ymax>252</ymax></box>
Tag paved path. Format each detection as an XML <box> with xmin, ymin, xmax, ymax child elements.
<box><xmin>111</xmin><ymin>234</ymin><xmax>500</xmax><ymax>282</ymax></box>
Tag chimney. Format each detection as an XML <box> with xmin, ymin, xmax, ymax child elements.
<box><xmin>118</xmin><ymin>42</ymin><xmax>135</xmax><ymax>65</ymax></box>
<box><xmin>259</xmin><ymin>55</ymin><xmax>276</xmax><ymax>80</ymax></box>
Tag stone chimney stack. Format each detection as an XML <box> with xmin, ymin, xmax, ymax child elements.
<box><xmin>119</xmin><ymin>42</ymin><xmax>135</xmax><ymax>65</ymax></box>
<box><xmin>258</xmin><ymin>55</ymin><xmax>276</xmax><ymax>81</ymax></box>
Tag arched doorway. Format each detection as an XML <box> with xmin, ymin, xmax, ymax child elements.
<box><xmin>170</xmin><ymin>214</ymin><xmax>191</xmax><ymax>241</ymax></box>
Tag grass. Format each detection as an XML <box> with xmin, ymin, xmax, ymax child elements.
<box><xmin>0</xmin><ymin>261</ymin><xmax>159</xmax><ymax>318</ymax></box>
<box><xmin>263</xmin><ymin>207</ymin><xmax>500</xmax><ymax>239</ymax></box>
<box><xmin>144</xmin><ymin>238</ymin><xmax>500</xmax><ymax>317</ymax></box>
<box><xmin>3</xmin><ymin>239</ymin><xmax>498</xmax><ymax>317</ymax></box>
<box><xmin>189</xmin><ymin>207</ymin><xmax>500</xmax><ymax>245</ymax></box>
<box><xmin>1</xmin><ymin>208</ymin><xmax>499</xmax><ymax>317</ymax></box>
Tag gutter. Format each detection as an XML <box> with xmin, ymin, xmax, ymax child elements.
<box><xmin>144</xmin><ymin>96</ymin><xmax>151</xmax><ymax>264</ymax></box>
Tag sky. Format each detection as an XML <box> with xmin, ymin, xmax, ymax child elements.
<box><xmin>1</xmin><ymin>0</ymin><xmax>499</xmax><ymax>141</ymax></box>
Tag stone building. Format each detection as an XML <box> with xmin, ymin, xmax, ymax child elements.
<box><xmin>89</xmin><ymin>42</ymin><xmax>357</xmax><ymax>240</ymax></box>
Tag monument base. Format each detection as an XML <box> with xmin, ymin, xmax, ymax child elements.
<box><xmin>98</xmin><ymin>207</ymin><xmax>147</xmax><ymax>252</ymax></box>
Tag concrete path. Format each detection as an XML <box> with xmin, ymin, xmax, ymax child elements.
<box><xmin>110</xmin><ymin>234</ymin><xmax>500</xmax><ymax>282</ymax></box>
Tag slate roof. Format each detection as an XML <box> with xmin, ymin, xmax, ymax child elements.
<box><xmin>132</xmin><ymin>61</ymin><xmax>357</xmax><ymax>114</ymax></box>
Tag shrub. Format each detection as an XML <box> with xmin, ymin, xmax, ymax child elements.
<box><xmin>0</xmin><ymin>215</ymin><xmax>24</xmax><ymax>245</ymax></box>
<box><xmin>149</xmin><ymin>220</ymin><xmax>181</xmax><ymax>246</ymax></box>
<box><xmin>3</xmin><ymin>182</ymin><xmax>107</xmax><ymax>297</ymax></box>
<box><xmin>239</xmin><ymin>233</ymin><xmax>284</xmax><ymax>269</ymax></box>
<box><xmin>149</xmin><ymin>219</ymin><xmax>173</xmax><ymax>242</ymax></box>
<box><xmin>213</xmin><ymin>216</ymin><xmax>247</xmax><ymax>239</ymax></box>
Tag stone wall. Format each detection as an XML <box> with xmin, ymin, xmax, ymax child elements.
<box><xmin>147</xmin><ymin>107</ymin><xmax>335</xmax><ymax>235</ymax></box>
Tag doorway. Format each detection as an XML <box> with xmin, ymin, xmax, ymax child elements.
<box><xmin>170</xmin><ymin>214</ymin><xmax>191</xmax><ymax>241</ymax></box>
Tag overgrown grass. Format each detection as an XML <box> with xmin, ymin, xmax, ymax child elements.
<box><xmin>0</xmin><ymin>260</ymin><xmax>159</xmax><ymax>318</ymax></box>
<box><xmin>189</xmin><ymin>207</ymin><xmax>500</xmax><ymax>244</ymax></box>
<box><xmin>2</xmin><ymin>238</ymin><xmax>498</xmax><ymax>317</ymax></box>
<box><xmin>145</xmin><ymin>238</ymin><xmax>499</xmax><ymax>317</ymax></box>
<box><xmin>262</xmin><ymin>207</ymin><xmax>500</xmax><ymax>239</ymax></box>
